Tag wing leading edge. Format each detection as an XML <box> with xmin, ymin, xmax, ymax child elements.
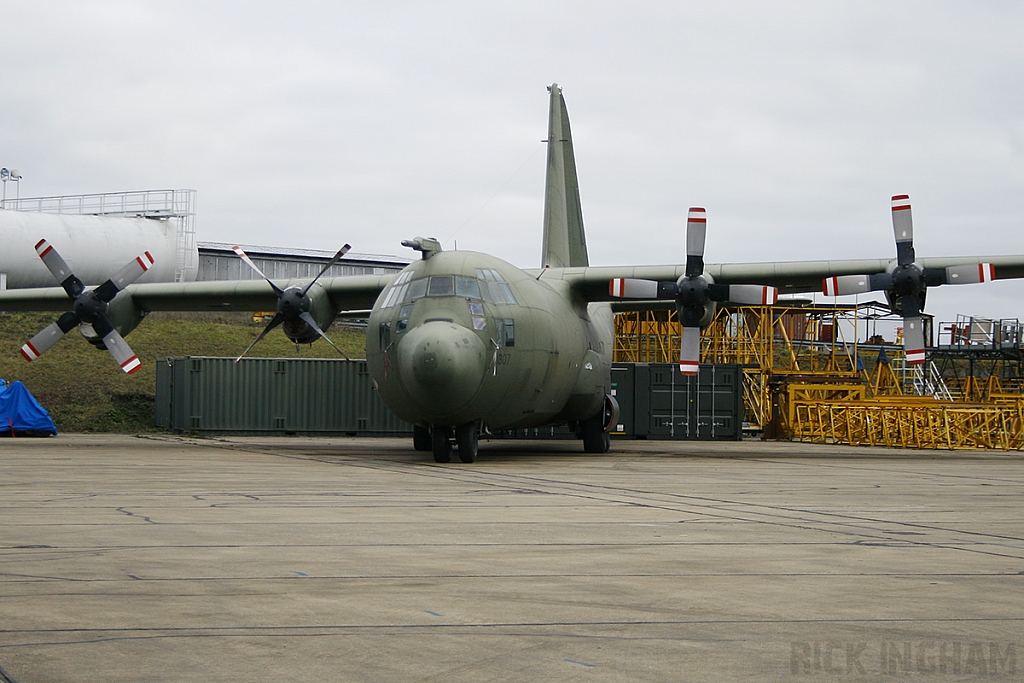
<box><xmin>543</xmin><ymin>254</ymin><xmax>1024</xmax><ymax>306</ymax></box>
<box><xmin>0</xmin><ymin>274</ymin><xmax>395</xmax><ymax>314</ymax></box>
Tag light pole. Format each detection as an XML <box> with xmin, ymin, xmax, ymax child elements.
<box><xmin>1</xmin><ymin>168</ymin><xmax>21</xmax><ymax>208</ymax></box>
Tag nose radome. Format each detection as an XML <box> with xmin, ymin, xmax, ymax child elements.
<box><xmin>397</xmin><ymin>321</ymin><xmax>487</xmax><ymax>417</ymax></box>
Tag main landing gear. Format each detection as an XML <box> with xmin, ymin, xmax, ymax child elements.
<box><xmin>579</xmin><ymin>394</ymin><xmax>619</xmax><ymax>454</ymax></box>
<box><xmin>422</xmin><ymin>423</ymin><xmax>479</xmax><ymax>463</ymax></box>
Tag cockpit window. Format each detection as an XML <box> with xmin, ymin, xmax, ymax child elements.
<box><xmin>455</xmin><ymin>276</ymin><xmax>481</xmax><ymax>299</ymax></box>
<box><xmin>494</xmin><ymin>318</ymin><xmax>515</xmax><ymax>347</ymax></box>
<box><xmin>491</xmin><ymin>282</ymin><xmax>517</xmax><ymax>305</ymax></box>
<box><xmin>380</xmin><ymin>282</ymin><xmax>407</xmax><ymax>308</ymax></box>
<box><xmin>427</xmin><ymin>276</ymin><xmax>455</xmax><ymax>297</ymax></box>
<box><xmin>476</xmin><ymin>268</ymin><xmax>505</xmax><ymax>282</ymax></box>
<box><xmin>405</xmin><ymin>278</ymin><xmax>427</xmax><ymax>301</ymax></box>
<box><xmin>390</xmin><ymin>273</ymin><xmax>513</xmax><ymax>305</ymax></box>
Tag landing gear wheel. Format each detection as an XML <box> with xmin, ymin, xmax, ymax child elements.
<box><xmin>455</xmin><ymin>422</ymin><xmax>479</xmax><ymax>463</ymax></box>
<box><xmin>413</xmin><ymin>425</ymin><xmax>432</xmax><ymax>451</ymax></box>
<box><xmin>432</xmin><ymin>425</ymin><xmax>453</xmax><ymax>463</ymax></box>
<box><xmin>581</xmin><ymin>412</ymin><xmax>610</xmax><ymax>454</ymax></box>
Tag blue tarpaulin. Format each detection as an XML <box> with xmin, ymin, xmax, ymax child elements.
<box><xmin>0</xmin><ymin>379</ymin><xmax>58</xmax><ymax>436</ymax></box>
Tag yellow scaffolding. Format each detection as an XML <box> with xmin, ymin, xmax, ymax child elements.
<box><xmin>613</xmin><ymin>304</ymin><xmax>1024</xmax><ymax>449</ymax></box>
<box><xmin>613</xmin><ymin>304</ymin><xmax>866</xmax><ymax>430</ymax></box>
<box><xmin>790</xmin><ymin>399</ymin><xmax>1024</xmax><ymax>450</ymax></box>
<box><xmin>613</xmin><ymin>309</ymin><xmax>680</xmax><ymax>364</ymax></box>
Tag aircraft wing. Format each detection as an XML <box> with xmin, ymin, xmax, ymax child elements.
<box><xmin>0</xmin><ymin>274</ymin><xmax>394</xmax><ymax>313</ymax></box>
<box><xmin>544</xmin><ymin>255</ymin><xmax>1024</xmax><ymax>303</ymax></box>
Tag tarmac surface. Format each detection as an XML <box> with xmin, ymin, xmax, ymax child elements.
<box><xmin>0</xmin><ymin>434</ymin><xmax>1022</xmax><ymax>682</ymax></box>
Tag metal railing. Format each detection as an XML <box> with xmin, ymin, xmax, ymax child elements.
<box><xmin>937</xmin><ymin>315</ymin><xmax>1024</xmax><ymax>350</ymax></box>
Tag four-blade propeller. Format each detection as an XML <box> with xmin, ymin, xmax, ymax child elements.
<box><xmin>233</xmin><ymin>244</ymin><xmax>352</xmax><ymax>362</ymax></box>
<box><xmin>822</xmin><ymin>195</ymin><xmax>994</xmax><ymax>365</ymax></box>
<box><xmin>609</xmin><ymin>208</ymin><xmax>778</xmax><ymax>375</ymax></box>
<box><xmin>20</xmin><ymin>239</ymin><xmax>152</xmax><ymax>374</ymax></box>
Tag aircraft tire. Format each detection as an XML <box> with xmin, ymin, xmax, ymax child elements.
<box><xmin>581</xmin><ymin>412</ymin><xmax>610</xmax><ymax>454</ymax></box>
<box><xmin>432</xmin><ymin>425</ymin><xmax>453</xmax><ymax>463</ymax></box>
<box><xmin>456</xmin><ymin>422</ymin><xmax>478</xmax><ymax>463</ymax></box>
<box><xmin>413</xmin><ymin>425</ymin><xmax>432</xmax><ymax>451</ymax></box>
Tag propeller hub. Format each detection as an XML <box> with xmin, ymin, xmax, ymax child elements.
<box><xmin>73</xmin><ymin>291</ymin><xmax>107</xmax><ymax>323</ymax></box>
<box><xmin>675</xmin><ymin>275</ymin><xmax>708</xmax><ymax>308</ymax></box>
<box><xmin>279</xmin><ymin>288</ymin><xmax>311</xmax><ymax>317</ymax></box>
<box><xmin>891</xmin><ymin>263</ymin><xmax>923</xmax><ymax>298</ymax></box>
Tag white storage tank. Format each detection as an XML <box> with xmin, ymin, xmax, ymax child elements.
<box><xmin>0</xmin><ymin>208</ymin><xmax>198</xmax><ymax>288</ymax></box>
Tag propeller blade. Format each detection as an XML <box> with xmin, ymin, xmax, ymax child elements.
<box><xmin>93</xmin><ymin>251</ymin><xmax>156</xmax><ymax>303</ymax></box>
<box><xmin>823</xmin><ymin>274</ymin><xmax>870</xmax><ymax>296</ymax></box>
<box><xmin>233</xmin><ymin>246</ymin><xmax>284</xmax><ymax>296</ymax></box>
<box><xmin>608</xmin><ymin>278</ymin><xmax>675</xmax><ymax>299</ymax></box>
<box><xmin>891</xmin><ymin>194</ymin><xmax>915</xmax><ymax>266</ymax></box>
<box><xmin>902</xmin><ymin>316</ymin><xmax>926</xmax><ymax>365</ymax></box>
<box><xmin>99</xmin><ymin>326</ymin><xmax>142</xmax><ymax>374</ymax></box>
<box><xmin>679</xmin><ymin>325</ymin><xmax>701</xmax><ymax>376</ymax></box>
<box><xmin>298</xmin><ymin>311</ymin><xmax>350</xmax><ymax>360</ymax></box>
<box><xmin>684</xmin><ymin>207</ymin><xmax>707</xmax><ymax>278</ymax></box>
<box><xmin>234</xmin><ymin>313</ymin><xmax>285</xmax><ymax>363</ymax></box>
<box><xmin>20</xmin><ymin>311</ymin><xmax>79</xmax><ymax>362</ymax></box>
<box><xmin>822</xmin><ymin>273</ymin><xmax>894</xmax><ymax>296</ymax></box>
<box><xmin>111</xmin><ymin>251</ymin><xmax>155</xmax><ymax>291</ymax></box>
<box><xmin>301</xmin><ymin>244</ymin><xmax>352</xmax><ymax>296</ymax></box>
<box><xmin>894</xmin><ymin>292</ymin><xmax>926</xmax><ymax>365</ymax></box>
<box><xmin>726</xmin><ymin>284</ymin><xmax>778</xmax><ymax>305</ymax></box>
<box><xmin>34</xmin><ymin>239</ymin><xmax>84</xmax><ymax>298</ymax></box>
<box><xmin>942</xmin><ymin>263</ymin><xmax>995</xmax><ymax>285</ymax></box>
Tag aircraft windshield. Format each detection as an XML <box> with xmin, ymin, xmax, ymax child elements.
<box><xmin>426</xmin><ymin>276</ymin><xmax>455</xmax><ymax>296</ymax></box>
<box><xmin>380</xmin><ymin>273</ymin><xmax>517</xmax><ymax>307</ymax></box>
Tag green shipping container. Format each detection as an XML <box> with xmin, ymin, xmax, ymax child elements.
<box><xmin>155</xmin><ymin>357</ymin><xmax>413</xmax><ymax>435</ymax></box>
<box><xmin>611</xmin><ymin>363</ymin><xmax>743</xmax><ymax>440</ymax></box>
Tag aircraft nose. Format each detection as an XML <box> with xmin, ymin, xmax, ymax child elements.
<box><xmin>398</xmin><ymin>320</ymin><xmax>487</xmax><ymax>418</ymax></box>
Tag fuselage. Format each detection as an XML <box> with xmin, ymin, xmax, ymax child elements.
<box><xmin>366</xmin><ymin>250</ymin><xmax>613</xmax><ymax>431</ymax></box>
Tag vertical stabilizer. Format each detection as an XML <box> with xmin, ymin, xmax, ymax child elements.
<box><xmin>541</xmin><ymin>84</ymin><xmax>589</xmax><ymax>268</ymax></box>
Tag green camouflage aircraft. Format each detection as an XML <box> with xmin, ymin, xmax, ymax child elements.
<box><xmin>3</xmin><ymin>84</ymin><xmax>1023</xmax><ymax>462</ymax></box>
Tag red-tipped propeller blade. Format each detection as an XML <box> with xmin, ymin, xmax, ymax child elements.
<box><xmin>943</xmin><ymin>263</ymin><xmax>995</xmax><ymax>285</ymax></box>
<box><xmin>100</xmin><ymin>327</ymin><xmax>143</xmax><ymax>374</ymax></box>
<box><xmin>233</xmin><ymin>246</ymin><xmax>284</xmax><ymax>295</ymax></box>
<box><xmin>903</xmin><ymin>316</ymin><xmax>926</xmax><ymax>365</ymax></box>
<box><xmin>684</xmin><ymin>208</ymin><xmax>707</xmax><ymax>278</ymax></box>
<box><xmin>20</xmin><ymin>312</ymin><xmax>79</xmax><ymax>362</ymax></box>
<box><xmin>823</xmin><ymin>275</ymin><xmax>872</xmax><ymax>297</ymax></box>
<box><xmin>727</xmin><ymin>285</ymin><xmax>778</xmax><ymax>306</ymax></box>
<box><xmin>679</xmin><ymin>326</ymin><xmax>701</xmax><ymax>376</ymax></box>
<box><xmin>891</xmin><ymin>194</ymin><xmax>915</xmax><ymax>266</ymax></box>
<box><xmin>34</xmin><ymin>239</ymin><xmax>83</xmax><ymax>298</ymax></box>
<box><xmin>609</xmin><ymin>278</ymin><xmax>660</xmax><ymax>299</ymax></box>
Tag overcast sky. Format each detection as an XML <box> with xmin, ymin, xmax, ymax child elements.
<box><xmin>3</xmin><ymin>1</ymin><xmax>1023</xmax><ymax>326</ymax></box>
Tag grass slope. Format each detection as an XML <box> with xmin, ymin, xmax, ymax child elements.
<box><xmin>0</xmin><ymin>312</ymin><xmax>366</xmax><ymax>433</ymax></box>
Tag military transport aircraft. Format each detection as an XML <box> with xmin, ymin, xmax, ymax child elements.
<box><xmin>3</xmin><ymin>84</ymin><xmax>1024</xmax><ymax>463</ymax></box>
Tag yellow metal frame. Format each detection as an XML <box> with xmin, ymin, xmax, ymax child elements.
<box><xmin>790</xmin><ymin>399</ymin><xmax>1024</xmax><ymax>450</ymax></box>
<box><xmin>612</xmin><ymin>304</ymin><xmax>1024</xmax><ymax>449</ymax></box>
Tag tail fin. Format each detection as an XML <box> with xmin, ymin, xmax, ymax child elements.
<box><xmin>541</xmin><ymin>83</ymin><xmax>589</xmax><ymax>268</ymax></box>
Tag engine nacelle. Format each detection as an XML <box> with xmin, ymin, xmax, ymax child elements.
<box><xmin>280</xmin><ymin>282</ymin><xmax>338</xmax><ymax>345</ymax></box>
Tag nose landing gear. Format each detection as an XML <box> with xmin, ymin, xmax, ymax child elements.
<box><xmin>427</xmin><ymin>422</ymin><xmax>479</xmax><ymax>463</ymax></box>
